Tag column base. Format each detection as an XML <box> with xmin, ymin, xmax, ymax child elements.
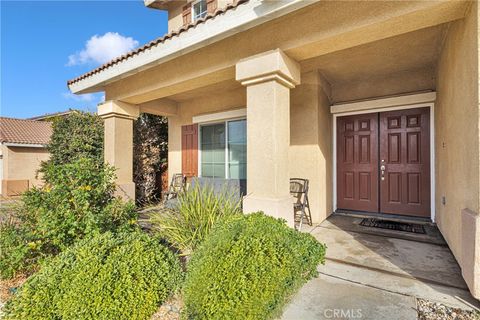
<box><xmin>243</xmin><ymin>195</ymin><xmax>294</xmax><ymax>227</ymax></box>
<box><xmin>114</xmin><ymin>182</ymin><xmax>136</xmax><ymax>201</ymax></box>
<box><xmin>462</xmin><ymin>208</ymin><xmax>480</xmax><ymax>299</ymax></box>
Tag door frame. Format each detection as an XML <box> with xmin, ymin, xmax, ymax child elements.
<box><xmin>331</xmin><ymin>92</ymin><xmax>436</xmax><ymax>221</ymax></box>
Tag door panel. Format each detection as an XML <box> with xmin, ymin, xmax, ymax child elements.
<box><xmin>379</xmin><ymin>107</ymin><xmax>430</xmax><ymax>217</ymax></box>
<box><xmin>337</xmin><ymin>113</ymin><xmax>379</xmax><ymax>212</ymax></box>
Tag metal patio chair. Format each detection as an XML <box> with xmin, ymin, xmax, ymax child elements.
<box><xmin>162</xmin><ymin>173</ymin><xmax>186</xmax><ymax>203</ymax></box>
<box><xmin>290</xmin><ymin>178</ymin><xmax>312</xmax><ymax>231</ymax></box>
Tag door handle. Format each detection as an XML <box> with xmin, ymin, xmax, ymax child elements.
<box><xmin>381</xmin><ymin>160</ymin><xmax>385</xmax><ymax>181</ymax></box>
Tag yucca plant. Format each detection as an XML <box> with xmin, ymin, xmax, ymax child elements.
<box><xmin>149</xmin><ymin>184</ymin><xmax>241</xmax><ymax>255</ymax></box>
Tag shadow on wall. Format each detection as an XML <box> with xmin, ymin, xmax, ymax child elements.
<box><xmin>290</xmin><ymin>71</ymin><xmax>333</xmax><ymax>223</ymax></box>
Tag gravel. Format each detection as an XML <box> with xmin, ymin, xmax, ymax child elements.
<box><xmin>151</xmin><ymin>295</ymin><xmax>183</xmax><ymax>320</ymax></box>
<box><xmin>417</xmin><ymin>299</ymin><xmax>480</xmax><ymax>320</ymax></box>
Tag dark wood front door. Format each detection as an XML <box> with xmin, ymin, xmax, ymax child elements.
<box><xmin>379</xmin><ymin>108</ymin><xmax>430</xmax><ymax>217</ymax></box>
<box><xmin>337</xmin><ymin>113</ymin><xmax>379</xmax><ymax>212</ymax></box>
<box><xmin>337</xmin><ymin>107</ymin><xmax>431</xmax><ymax>217</ymax></box>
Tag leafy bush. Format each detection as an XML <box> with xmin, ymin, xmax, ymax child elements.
<box><xmin>150</xmin><ymin>184</ymin><xmax>241</xmax><ymax>255</ymax></box>
<box><xmin>183</xmin><ymin>212</ymin><xmax>326</xmax><ymax>320</ymax></box>
<box><xmin>43</xmin><ymin>110</ymin><xmax>169</xmax><ymax>204</ymax></box>
<box><xmin>0</xmin><ymin>221</ymin><xmax>33</xmax><ymax>279</ymax></box>
<box><xmin>0</xmin><ymin>158</ymin><xmax>137</xmax><ymax>279</ymax></box>
<box><xmin>45</xmin><ymin>110</ymin><xmax>104</xmax><ymax>166</ymax></box>
<box><xmin>4</xmin><ymin>231</ymin><xmax>183</xmax><ymax>320</ymax></box>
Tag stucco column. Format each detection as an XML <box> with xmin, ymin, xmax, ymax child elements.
<box><xmin>98</xmin><ymin>100</ymin><xmax>140</xmax><ymax>201</ymax></box>
<box><xmin>236</xmin><ymin>49</ymin><xmax>301</xmax><ymax>227</ymax></box>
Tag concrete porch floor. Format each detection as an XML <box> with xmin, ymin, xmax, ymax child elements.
<box><xmin>281</xmin><ymin>214</ymin><xmax>480</xmax><ymax>320</ymax></box>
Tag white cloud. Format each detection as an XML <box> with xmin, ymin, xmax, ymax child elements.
<box><xmin>62</xmin><ymin>92</ymin><xmax>95</xmax><ymax>102</ymax></box>
<box><xmin>67</xmin><ymin>32</ymin><xmax>139</xmax><ymax>66</ymax></box>
<box><xmin>62</xmin><ymin>92</ymin><xmax>100</xmax><ymax>103</ymax></box>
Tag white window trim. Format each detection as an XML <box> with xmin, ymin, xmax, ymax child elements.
<box><xmin>193</xmin><ymin>108</ymin><xmax>246</xmax><ymax>124</ymax></box>
<box><xmin>191</xmin><ymin>0</ymin><xmax>208</xmax><ymax>22</ymax></box>
<box><xmin>331</xmin><ymin>92</ymin><xmax>436</xmax><ymax>222</ymax></box>
<box><xmin>3</xmin><ymin>142</ymin><xmax>46</xmax><ymax>148</ymax></box>
<box><xmin>331</xmin><ymin>92</ymin><xmax>436</xmax><ymax>114</ymax></box>
<box><xmin>197</xmin><ymin>116</ymin><xmax>247</xmax><ymax>179</ymax></box>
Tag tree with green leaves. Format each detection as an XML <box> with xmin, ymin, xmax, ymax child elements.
<box><xmin>45</xmin><ymin>110</ymin><xmax>104</xmax><ymax>166</ymax></box>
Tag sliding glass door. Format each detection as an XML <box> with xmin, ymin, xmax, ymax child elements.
<box><xmin>200</xmin><ymin>119</ymin><xmax>246</xmax><ymax>179</ymax></box>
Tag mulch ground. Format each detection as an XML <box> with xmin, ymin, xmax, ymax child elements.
<box><xmin>0</xmin><ymin>274</ymin><xmax>28</xmax><ymax>317</ymax></box>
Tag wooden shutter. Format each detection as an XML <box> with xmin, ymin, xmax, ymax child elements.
<box><xmin>206</xmin><ymin>0</ymin><xmax>217</xmax><ymax>14</ymax></box>
<box><xmin>182</xmin><ymin>124</ymin><xmax>198</xmax><ymax>177</ymax></box>
<box><xmin>182</xmin><ymin>3</ymin><xmax>192</xmax><ymax>26</ymax></box>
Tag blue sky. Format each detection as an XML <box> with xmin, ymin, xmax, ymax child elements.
<box><xmin>1</xmin><ymin>0</ymin><xmax>168</xmax><ymax>118</ymax></box>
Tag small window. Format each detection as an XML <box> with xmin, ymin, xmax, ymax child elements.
<box><xmin>192</xmin><ymin>0</ymin><xmax>207</xmax><ymax>21</ymax></box>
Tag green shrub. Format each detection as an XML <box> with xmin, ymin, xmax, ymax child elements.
<box><xmin>150</xmin><ymin>184</ymin><xmax>241</xmax><ymax>255</ymax></box>
<box><xmin>0</xmin><ymin>221</ymin><xmax>33</xmax><ymax>279</ymax></box>
<box><xmin>0</xmin><ymin>158</ymin><xmax>137</xmax><ymax>279</ymax></box>
<box><xmin>45</xmin><ymin>110</ymin><xmax>104</xmax><ymax>166</ymax></box>
<box><xmin>4</xmin><ymin>231</ymin><xmax>183</xmax><ymax>320</ymax></box>
<box><xmin>183</xmin><ymin>212</ymin><xmax>326</xmax><ymax>320</ymax></box>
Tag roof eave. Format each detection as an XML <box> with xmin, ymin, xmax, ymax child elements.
<box><xmin>68</xmin><ymin>0</ymin><xmax>315</xmax><ymax>95</ymax></box>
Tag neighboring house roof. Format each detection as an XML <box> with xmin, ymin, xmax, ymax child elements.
<box><xmin>0</xmin><ymin>117</ymin><xmax>52</xmax><ymax>146</ymax></box>
<box><xmin>28</xmin><ymin>110</ymin><xmax>75</xmax><ymax>121</ymax></box>
<box><xmin>67</xmin><ymin>0</ymin><xmax>249</xmax><ymax>87</ymax></box>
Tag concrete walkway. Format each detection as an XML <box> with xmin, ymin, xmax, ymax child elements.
<box><xmin>281</xmin><ymin>214</ymin><xmax>480</xmax><ymax>320</ymax></box>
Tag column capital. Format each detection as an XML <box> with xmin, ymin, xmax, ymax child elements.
<box><xmin>236</xmin><ymin>49</ymin><xmax>301</xmax><ymax>88</ymax></box>
<box><xmin>98</xmin><ymin>100</ymin><xmax>140</xmax><ymax>120</ymax></box>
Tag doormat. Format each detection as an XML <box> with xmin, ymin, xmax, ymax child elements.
<box><xmin>359</xmin><ymin>218</ymin><xmax>426</xmax><ymax>234</ymax></box>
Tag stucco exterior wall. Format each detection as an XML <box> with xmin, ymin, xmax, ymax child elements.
<box><xmin>167</xmin><ymin>70</ymin><xmax>332</xmax><ymax>223</ymax></box>
<box><xmin>1</xmin><ymin>145</ymin><xmax>49</xmax><ymax>196</ymax></box>
<box><xmin>435</xmin><ymin>2</ymin><xmax>480</xmax><ymax>298</ymax></box>
<box><xmin>167</xmin><ymin>1</ymin><xmax>186</xmax><ymax>33</ymax></box>
<box><xmin>168</xmin><ymin>87</ymin><xmax>247</xmax><ymax>178</ymax></box>
<box><xmin>290</xmin><ymin>71</ymin><xmax>333</xmax><ymax>223</ymax></box>
<box><xmin>332</xmin><ymin>67</ymin><xmax>435</xmax><ymax>103</ymax></box>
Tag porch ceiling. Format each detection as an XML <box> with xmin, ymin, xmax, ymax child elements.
<box><xmin>162</xmin><ymin>24</ymin><xmax>448</xmax><ymax>104</ymax></box>
<box><xmin>104</xmin><ymin>0</ymin><xmax>467</xmax><ymax>105</ymax></box>
<box><xmin>168</xmin><ymin>79</ymin><xmax>240</xmax><ymax>102</ymax></box>
<box><xmin>300</xmin><ymin>24</ymin><xmax>448</xmax><ymax>85</ymax></box>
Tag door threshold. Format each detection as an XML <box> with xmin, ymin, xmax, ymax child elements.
<box><xmin>335</xmin><ymin>210</ymin><xmax>433</xmax><ymax>224</ymax></box>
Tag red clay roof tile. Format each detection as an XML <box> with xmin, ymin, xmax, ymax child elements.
<box><xmin>67</xmin><ymin>0</ymin><xmax>249</xmax><ymax>86</ymax></box>
<box><xmin>0</xmin><ymin>117</ymin><xmax>52</xmax><ymax>145</ymax></box>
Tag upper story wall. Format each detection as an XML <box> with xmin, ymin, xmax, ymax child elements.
<box><xmin>161</xmin><ymin>0</ymin><xmax>235</xmax><ymax>33</ymax></box>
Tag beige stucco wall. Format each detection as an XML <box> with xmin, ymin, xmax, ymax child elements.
<box><xmin>290</xmin><ymin>71</ymin><xmax>333</xmax><ymax>223</ymax></box>
<box><xmin>332</xmin><ymin>67</ymin><xmax>435</xmax><ymax>103</ymax></box>
<box><xmin>1</xmin><ymin>144</ymin><xmax>49</xmax><ymax>195</ymax></box>
<box><xmin>435</xmin><ymin>2</ymin><xmax>480</xmax><ymax>298</ymax></box>
<box><xmin>167</xmin><ymin>1</ymin><xmax>186</xmax><ymax>33</ymax></box>
<box><xmin>167</xmin><ymin>70</ymin><xmax>332</xmax><ymax>224</ymax></box>
<box><xmin>168</xmin><ymin>87</ymin><xmax>247</xmax><ymax>177</ymax></box>
<box><xmin>104</xmin><ymin>1</ymin><xmax>467</xmax><ymax>105</ymax></box>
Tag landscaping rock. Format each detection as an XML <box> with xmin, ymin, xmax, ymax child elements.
<box><xmin>151</xmin><ymin>295</ymin><xmax>183</xmax><ymax>320</ymax></box>
<box><xmin>417</xmin><ymin>298</ymin><xmax>479</xmax><ymax>320</ymax></box>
